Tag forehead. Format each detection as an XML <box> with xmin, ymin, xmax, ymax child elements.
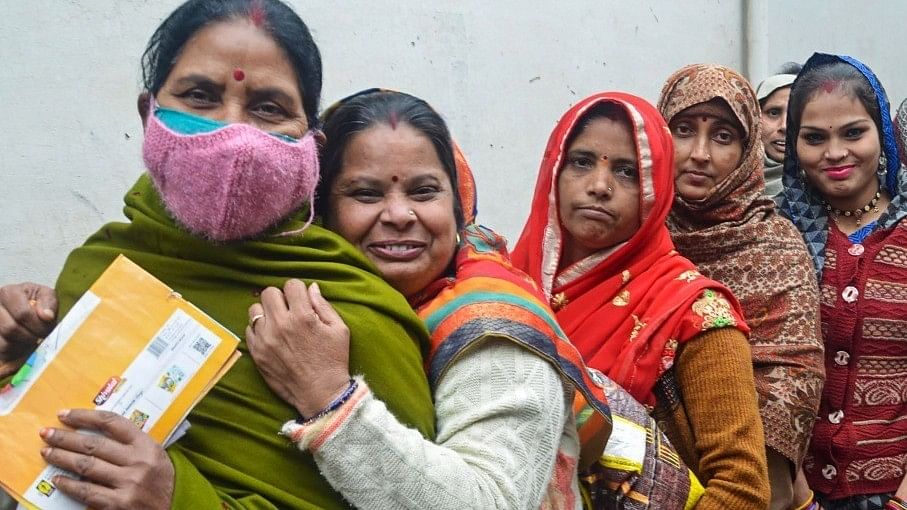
<box><xmin>801</xmin><ymin>90</ymin><xmax>873</xmax><ymax>123</ymax></box>
<box><xmin>168</xmin><ymin>19</ymin><xmax>300</xmax><ymax>95</ymax></box>
<box><xmin>762</xmin><ymin>87</ymin><xmax>791</xmax><ymax>107</ymax></box>
<box><xmin>569</xmin><ymin>116</ymin><xmax>636</xmax><ymax>153</ymax></box>
<box><xmin>673</xmin><ymin>99</ymin><xmax>738</xmax><ymax>125</ymax></box>
<box><xmin>340</xmin><ymin>123</ymin><xmax>449</xmax><ymax>178</ymax></box>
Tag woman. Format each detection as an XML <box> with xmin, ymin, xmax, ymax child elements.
<box><xmin>242</xmin><ymin>88</ymin><xmax>618</xmax><ymax>509</ymax></box>
<box><xmin>511</xmin><ymin>91</ymin><xmax>770</xmax><ymax>509</ymax></box>
<box><xmin>0</xmin><ymin>1</ymin><xmax>439</xmax><ymax>508</ymax></box>
<box><xmin>756</xmin><ymin>62</ymin><xmax>803</xmax><ymax>200</ymax></box>
<box><xmin>781</xmin><ymin>53</ymin><xmax>907</xmax><ymax>510</ymax></box>
<box><xmin>658</xmin><ymin>64</ymin><xmax>824</xmax><ymax>510</ymax></box>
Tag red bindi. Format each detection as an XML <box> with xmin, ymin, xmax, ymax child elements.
<box><xmin>821</xmin><ymin>80</ymin><xmax>838</xmax><ymax>93</ymax></box>
<box><xmin>389</xmin><ymin>111</ymin><xmax>398</xmax><ymax>130</ymax></box>
<box><xmin>233</xmin><ymin>69</ymin><xmax>245</xmax><ymax>81</ymax></box>
<box><xmin>601</xmin><ymin>155</ymin><xmax>608</xmax><ymax>160</ymax></box>
<box><xmin>392</xmin><ymin>175</ymin><xmax>399</xmax><ymax>182</ymax></box>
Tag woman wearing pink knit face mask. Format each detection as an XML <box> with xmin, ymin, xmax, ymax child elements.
<box><xmin>0</xmin><ymin>1</ymin><xmax>438</xmax><ymax>509</ymax></box>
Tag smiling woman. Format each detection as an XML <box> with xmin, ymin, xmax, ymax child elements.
<box><xmin>242</xmin><ymin>89</ymin><xmax>612</xmax><ymax>510</ymax></box>
<box><xmin>324</xmin><ymin>121</ymin><xmax>458</xmax><ymax>297</ymax></box>
<box><xmin>781</xmin><ymin>53</ymin><xmax>907</xmax><ymax>510</ymax></box>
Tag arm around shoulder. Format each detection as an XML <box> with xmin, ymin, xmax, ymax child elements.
<box><xmin>298</xmin><ymin>337</ymin><xmax>573</xmax><ymax>510</ymax></box>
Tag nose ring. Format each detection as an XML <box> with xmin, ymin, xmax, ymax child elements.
<box><xmin>407</xmin><ymin>210</ymin><xmax>416</xmax><ymax>217</ymax></box>
<box><xmin>607</xmin><ymin>186</ymin><xmax>613</xmax><ymax>193</ymax></box>
<box><xmin>705</xmin><ymin>154</ymin><xmax>711</xmax><ymax>162</ymax></box>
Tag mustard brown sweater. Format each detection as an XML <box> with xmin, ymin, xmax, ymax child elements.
<box><xmin>654</xmin><ymin>327</ymin><xmax>770</xmax><ymax>510</ymax></box>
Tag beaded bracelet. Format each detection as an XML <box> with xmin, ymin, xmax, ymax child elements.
<box><xmin>296</xmin><ymin>378</ymin><xmax>358</xmax><ymax>425</ymax></box>
<box><xmin>887</xmin><ymin>495</ymin><xmax>907</xmax><ymax>510</ymax></box>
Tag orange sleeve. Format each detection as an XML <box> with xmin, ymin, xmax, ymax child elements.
<box><xmin>676</xmin><ymin>327</ymin><xmax>770</xmax><ymax>510</ymax></box>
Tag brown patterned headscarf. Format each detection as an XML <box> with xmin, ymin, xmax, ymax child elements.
<box><xmin>658</xmin><ymin>64</ymin><xmax>825</xmax><ymax>467</ymax></box>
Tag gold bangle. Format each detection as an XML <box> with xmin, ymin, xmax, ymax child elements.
<box><xmin>792</xmin><ymin>490</ymin><xmax>815</xmax><ymax>510</ymax></box>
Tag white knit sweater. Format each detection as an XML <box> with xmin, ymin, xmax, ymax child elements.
<box><xmin>284</xmin><ymin>338</ymin><xmax>582</xmax><ymax>509</ymax></box>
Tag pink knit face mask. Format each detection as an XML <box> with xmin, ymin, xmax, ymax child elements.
<box><xmin>142</xmin><ymin>98</ymin><xmax>320</xmax><ymax>242</ymax></box>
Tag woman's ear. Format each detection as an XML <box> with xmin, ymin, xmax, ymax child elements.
<box><xmin>137</xmin><ymin>92</ymin><xmax>151</xmax><ymax>128</ymax></box>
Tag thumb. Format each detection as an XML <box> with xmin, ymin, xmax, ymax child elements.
<box><xmin>34</xmin><ymin>285</ymin><xmax>58</xmax><ymax>322</ymax></box>
<box><xmin>308</xmin><ymin>283</ymin><xmax>342</xmax><ymax>325</ymax></box>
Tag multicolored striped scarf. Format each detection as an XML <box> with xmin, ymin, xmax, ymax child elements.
<box><xmin>413</xmin><ymin>224</ymin><xmax>612</xmax><ymax>463</ymax></box>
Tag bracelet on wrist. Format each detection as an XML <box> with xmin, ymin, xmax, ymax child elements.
<box><xmin>296</xmin><ymin>378</ymin><xmax>357</xmax><ymax>425</ymax></box>
<box><xmin>792</xmin><ymin>490</ymin><xmax>817</xmax><ymax>510</ymax></box>
<box><xmin>887</xmin><ymin>495</ymin><xmax>907</xmax><ymax>510</ymax></box>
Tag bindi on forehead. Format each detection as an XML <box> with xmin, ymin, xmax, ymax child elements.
<box><xmin>392</xmin><ymin>175</ymin><xmax>399</xmax><ymax>182</ymax></box>
<box><xmin>233</xmin><ymin>68</ymin><xmax>245</xmax><ymax>81</ymax></box>
<box><xmin>389</xmin><ymin>112</ymin><xmax>399</xmax><ymax>130</ymax></box>
<box><xmin>820</xmin><ymin>80</ymin><xmax>839</xmax><ymax>94</ymax></box>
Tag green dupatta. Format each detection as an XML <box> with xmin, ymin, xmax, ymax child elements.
<box><xmin>54</xmin><ymin>174</ymin><xmax>435</xmax><ymax>509</ymax></box>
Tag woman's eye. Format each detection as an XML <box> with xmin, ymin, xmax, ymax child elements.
<box><xmin>411</xmin><ymin>186</ymin><xmax>441</xmax><ymax>200</ymax></box>
<box><xmin>672</xmin><ymin>124</ymin><xmax>693</xmax><ymax>137</ymax></box>
<box><xmin>765</xmin><ymin>108</ymin><xmax>782</xmax><ymax>118</ymax></box>
<box><xmin>351</xmin><ymin>189</ymin><xmax>382</xmax><ymax>202</ymax></box>
<box><xmin>845</xmin><ymin>127</ymin><xmax>866</xmax><ymax>139</ymax></box>
<box><xmin>568</xmin><ymin>156</ymin><xmax>595</xmax><ymax>169</ymax></box>
<box><xmin>178</xmin><ymin>88</ymin><xmax>218</xmax><ymax>106</ymax></box>
<box><xmin>802</xmin><ymin>132</ymin><xmax>824</xmax><ymax>145</ymax></box>
<box><xmin>253</xmin><ymin>102</ymin><xmax>289</xmax><ymax>120</ymax></box>
<box><xmin>714</xmin><ymin>130</ymin><xmax>735</xmax><ymax>144</ymax></box>
<box><xmin>614</xmin><ymin>165</ymin><xmax>637</xmax><ymax>179</ymax></box>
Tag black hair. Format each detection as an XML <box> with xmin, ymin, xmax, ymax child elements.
<box><xmin>787</xmin><ymin>60</ymin><xmax>883</xmax><ymax>146</ymax></box>
<box><xmin>775</xmin><ymin>61</ymin><xmax>803</xmax><ymax>75</ymax></box>
<box><xmin>141</xmin><ymin>0</ymin><xmax>322</xmax><ymax>125</ymax></box>
<box><xmin>317</xmin><ymin>90</ymin><xmax>464</xmax><ymax>229</ymax></box>
<box><xmin>563</xmin><ymin>102</ymin><xmax>632</xmax><ymax>152</ymax></box>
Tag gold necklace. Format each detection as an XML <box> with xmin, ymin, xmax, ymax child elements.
<box><xmin>825</xmin><ymin>189</ymin><xmax>881</xmax><ymax>226</ymax></box>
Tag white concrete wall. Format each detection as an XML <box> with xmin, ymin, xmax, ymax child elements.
<box><xmin>0</xmin><ymin>0</ymin><xmax>902</xmax><ymax>284</ymax></box>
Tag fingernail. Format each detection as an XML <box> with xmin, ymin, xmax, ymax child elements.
<box><xmin>40</xmin><ymin>447</ymin><xmax>50</xmax><ymax>456</ymax></box>
<box><xmin>311</xmin><ymin>282</ymin><xmax>321</xmax><ymax>294</ymax></box>
<box><xmin>39</xmin><ymin>427</ymin><xmax>52</xmax><ymax>439</ymax></box>
<box><xmin>42</xmin><ymin>308</ymin><xmax>54</xmax><ymax>318</ymax></box>
<box><xmin>57</xmin><ymin>409</ymin><xmax>70</xmax><ymax>419</ymax></box>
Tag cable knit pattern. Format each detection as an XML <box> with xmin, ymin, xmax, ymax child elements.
<box><xmin>298</xmin><ymin>338</ymin><xmax>579</xmax><ymax>510</ymax></box>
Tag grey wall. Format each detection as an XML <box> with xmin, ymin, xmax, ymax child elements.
<box><xmin>0</xmin><ymin>0</ymin><xmax>902</xmax><ymax>284</ymax></box>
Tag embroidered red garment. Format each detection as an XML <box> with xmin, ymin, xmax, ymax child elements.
<box><xmin>804</xmin><ymin>220</ymin><xmax>907</xmax><ymax>498</ymax></box>
<box><xmin>511</xmin><ymin>92</ymin><xmax>748</xmax><ymax>405</ymax></box>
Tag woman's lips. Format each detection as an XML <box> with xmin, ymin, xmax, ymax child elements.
<box><xmin>577</xmin><ymin>206</ymin><xmax>615</xmax><ymax>221</ymax></box>
<box><xmin>823</xmin><ymin>165</ymin><xmax>855</xmax><ymax>181</ymax></box>
<box><xmin>367</xmin><ymin>242</ymin><xmax>426</xmax><ymax>261</ymax></box>
<box><xmin>680</xmin><ymin>170</ymin><xmax>711</xmax><ymax>186</ymax></box>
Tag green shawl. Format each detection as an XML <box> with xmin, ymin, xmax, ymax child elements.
<box><xmin>54</xmin><ymin>174</ymin><xmax>436</xmax><ymax>509</ymax></box>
